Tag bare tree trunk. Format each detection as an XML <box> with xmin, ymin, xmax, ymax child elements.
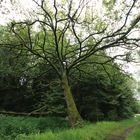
<box><xmin>61</xmin><ymin>71</ymin><xmax>83</xmax><ymax>126</ymax></box>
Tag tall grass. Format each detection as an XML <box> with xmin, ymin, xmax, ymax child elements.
<box><xmin>126</xmin><ymin>121</ymin><xmax>140</xmax><ymax>140</ymax></box>
<box><xmin>126</xmin><ymin>126</ymin><xmax>140</xmax><ymax>140</ymax></box>
<box><xmin>19</xmin><ymin>116</ymin><xmax>140</xmax><ymax>140</ymax></box>
<box><xmin>1</xmin><ymin>115</ymin><xmax>140</xmax><ymax>140</ymax></box>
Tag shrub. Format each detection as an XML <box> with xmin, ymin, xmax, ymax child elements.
<box><xmin>0</xmin><ymin>115</ymin><xmax>68</xmax><ymax>139</ymax></box>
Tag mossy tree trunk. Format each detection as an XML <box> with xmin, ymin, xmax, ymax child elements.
<box><xmin>61</xmin><ymin>71</ymin><xmax>83</xmax><ymax>126</ymax></box>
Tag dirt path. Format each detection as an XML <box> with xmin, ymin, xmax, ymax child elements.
<box><xmin>106</xmin><ymin>126</ymin><xmax>135</xmax><ymax>140</ymax></box>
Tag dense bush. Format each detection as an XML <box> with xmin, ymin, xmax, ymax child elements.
<box><xmin>133</xmin><ymin>101</ymin><xmax>140</xmax><ymax>114</ymax></box>
<box><xmin>0</xmin><ymin>115</ymin><xmax>68</xmax><ymax>140</ymax></box>
<box><xmin>0</xmin><ymin>45</ymin><xmax>137</xmax><ymax>122</ymax></box>
<box><xmin>71</xmin><ymin>62</ymin><xmax>137</xmax><ymax>121</ymax></box>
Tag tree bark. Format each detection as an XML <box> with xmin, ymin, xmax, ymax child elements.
<box><xmin>61</xmin><ymin>71</ymin><xmax>83</xmax><ymax>127</ymax></box>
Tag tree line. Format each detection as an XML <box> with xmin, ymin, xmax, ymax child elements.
<box><xmin>0</xmin><ymin>0</ymin><xmax>140</xmax><ymax>126</ymax></box>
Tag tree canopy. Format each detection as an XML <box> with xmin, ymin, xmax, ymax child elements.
<box><xmin>0</xmin><ymin>0</ymin><xmax>140</xmax><ymax>126</ymax></box>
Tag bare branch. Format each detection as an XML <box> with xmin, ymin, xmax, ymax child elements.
<box><xmin>113</xmin><ymin>0</ymin><xmax>137</xmax><ymax>34</ymax></box>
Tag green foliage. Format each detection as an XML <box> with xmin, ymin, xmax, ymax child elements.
<box><xmin>126</xmin><ymin>117</ymin><xmax>140</xmax><ymax>140</ymax></box>
<box><xmin>133</xmin><ymin>101</ymin><xmax>140</xmax><ymax>114</ymax></box>
<box><xmin>0</xmin><ymin>20</ymin><xmax>138</xmax><ymax>124</ymax></box>
<box><xmin>0</xmin><ymin>115</ymin><xmax>68</xmax><ymax>140</ymax></box>
<box><xmin>0</xmin><ymin>43</ymin><xmax>137</xmax><ymax>121</ymax></box>
<box><xmin>103</xmin><ymin>0</ymin><xmax>116</xmax><ymax>10</ymax></box>
<box><xmin>70</xmin><ymin>53</ymin><xmax>136</xmax><ymax>121</ymax></box>
<box><xmin>19</xmin><ymin>116</ymin><xmax>140</xmax><ymax>140</ymax></box>
<box><xmin>0</xmin><ymin>59</ymin><xmax>35</xmax><ymax>112</ymax></box>
<box><xmin>35</xmin><ymin>81</ymin><xmax>66</xmax><ymax>115</ymax></box>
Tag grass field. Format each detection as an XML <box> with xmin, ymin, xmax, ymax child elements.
<box><xmin>19</xmin><ymin>116</ymin><xmax>140</xmax><ymax>140</ymax></box>
<box><xmin>0</xmin><ymin>115</ymin><xmax>140</xmax><ymax>140</ymax></box>
<box><xmin>126</xmin><ymin>116</ymin><xmax>140</xmax><ymax>140</ymax></box>
<box><xmin>126</xmin><ymin>126</ymin><xmax>140</xmax><ymax>140</ymax></box>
